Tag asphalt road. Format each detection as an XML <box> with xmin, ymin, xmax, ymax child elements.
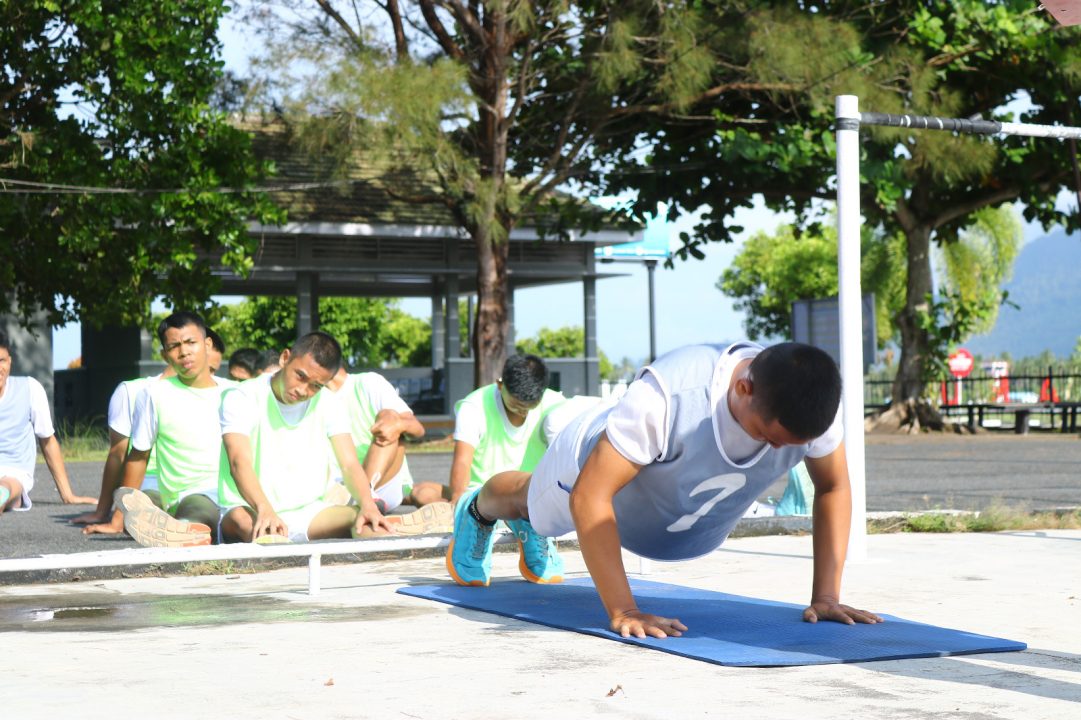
<box><xmin>3</xmin><ymin>434</ymin><xmax>1079</xmax><ymax>560</ymax></box>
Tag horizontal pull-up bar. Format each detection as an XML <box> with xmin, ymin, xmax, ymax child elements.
<box><xmin>845</xmin><ymin>111</ymin><xmax>1081</xmax><ymax>140</ymax></box>
<box><xmin>832</xmin><ymin>93</ymin><xmax>1081</xmax><ymax>566</ymax></box>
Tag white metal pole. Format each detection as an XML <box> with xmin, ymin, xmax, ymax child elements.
<box><xmin>835</xmin><ymin>95</ymin><xmax>868</xmax><ymax>562</ymax></box>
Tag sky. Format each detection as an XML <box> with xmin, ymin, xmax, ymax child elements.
<box><xmin>47</xmin><ymin>7</ymin><xmax>1063</xmax><ymax>369</ymax></box>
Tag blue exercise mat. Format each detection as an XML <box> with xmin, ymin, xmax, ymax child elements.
<box><xmin>398</xmin><ymin>577</ymin><xmax>1026</xmax><ymax>667</ymax></box>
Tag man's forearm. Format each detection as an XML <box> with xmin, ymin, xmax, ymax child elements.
<box><xmin>95</xmin><ymin>442</ymin><xmax>127</xmax><ymax>513</ymax></box>
<box><xmin>40</xmin><ymin>436</ymin><xmax>76</xmax><ymax>501</ymax></box>
<box><xmin>570</xmin><ymin>491</ymin><xmax>637</xmax><ymax>620</ymax></box>
<box><xmin>810</xmin><ymin>482</ymin><xmax>852</xmax><ymax>602</ymax></box>
<box><xmin>231</xmin><ymin>464</ymin><xmax>275</xmax><ymax>513</ymax></box>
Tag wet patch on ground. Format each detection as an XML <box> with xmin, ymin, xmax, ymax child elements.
<box><xmin>0</xmin><ymin>592</ymin><xmax>433</xmax><ymax>632</ymax></box>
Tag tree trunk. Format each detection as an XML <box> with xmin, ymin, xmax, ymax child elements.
<box><xmin>868</xmin><ymin>220</ymin><xmax>956</xmax><ymax>433</ymax></box>
<box><xmin>472</xmin><ymin>222</ymin><xmax>510</xmax><ymax>387</ymax></box>
<box><xmin>891</xmin><ymin>223</ymin><xmax>934</xmax><ymax>404</ymax></box>
<box><xmin>469</xmin><ymin>8</ymin><xmax>511</xmax><ymax>388</ymax></box>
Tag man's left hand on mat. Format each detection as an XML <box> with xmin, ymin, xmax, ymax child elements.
<box><xmin>803</xmin><ymin>600</ymin><xmax>883</xmax><ymax>625</ymax></box>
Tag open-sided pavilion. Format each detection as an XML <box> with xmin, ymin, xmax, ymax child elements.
<box><xmin>46</xmin><ymin>121</ymin><xmax>639</xmax><ymax>422</ymax></box>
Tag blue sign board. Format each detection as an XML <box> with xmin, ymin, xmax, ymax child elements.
<box><xmin>595</xmin><ymin>210</ymin><xmax>671</xmax><ymax>261</ymax></box>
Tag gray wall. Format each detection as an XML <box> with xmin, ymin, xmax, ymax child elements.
<box><xmin>791</xmin><ymin>294</ymin><xmax>876</xmax><ymax>374</ymax></box>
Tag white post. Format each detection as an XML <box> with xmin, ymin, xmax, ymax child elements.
<box><xmin>835</xmin><ymin>95</ymin><xmax>868</xmax><ymax>562</ymax></box>
<box><xmin>308</xmin><ymin>553</ymin><xmax>322</xmax><ymax>596</ymax></box>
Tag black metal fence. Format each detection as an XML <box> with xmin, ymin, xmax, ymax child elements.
<box><xmin>865</xmin><ymin>372</ymin><xmax>1081</xmax><ymax>406</ymax></box>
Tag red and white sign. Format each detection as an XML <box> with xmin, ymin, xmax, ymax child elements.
<box><xmin>948</xmin><ymin>348</ymin><xmax>975</xmax><ymax>379</ymax></box>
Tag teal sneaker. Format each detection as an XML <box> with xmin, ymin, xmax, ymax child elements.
<box><xmin>506</xmin><ymin>518</ymin><xmax>564</xmax><ymax>584</ymax></box>
<box><xmin>445</xmin><ymin>489</ymin><xmax>497</xmax><ymax>587</ymax></box>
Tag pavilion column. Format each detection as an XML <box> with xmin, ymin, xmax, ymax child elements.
<box><xmin>431</xmin><ymin>283</ymin><xmax>445</xmax><ymax>370</ymax></box>
<box><xmin>506</xmin><ymin>284</ymin><xmax>516</xmax><ymax>352</ymax></box>
<box><xmin>583</xmin><ymin>273</ymin><xmax>599</xmax><ymax>396</ymax></box>
<box><xmin>296</xmin><ymin>272</ymin><xmax>320</xmax><ymax>337</ymax></box>
<box><xmin>445</xmin><ymin>274</ymin><xmax>460</xmax><ymax>360</ymax></box>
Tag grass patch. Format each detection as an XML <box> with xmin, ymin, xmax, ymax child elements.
<box><xmin>868</xmin><ymin>504</ymin><xmax>1081</xmax><ymax>534</ymax></box>
<box><xmin>50</xmin><ymin>419</ymin><xmax>110</xmax><ymax>462</ymax></box>
<box><xmin>181</xmin><ymin>560</ymin><xmax>262</xmax><ymax>576</ymax></box>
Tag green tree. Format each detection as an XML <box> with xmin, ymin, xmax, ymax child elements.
<box><xmin>240</xmin><ymin>1</ymin><xmax>722</xmax><ymax>388</ymax></box>
<box><xmin>516</xmin><ymin>326</ymin><xmax>614</xmax><ymax>380</ymax></box>
<box><xmin>215</xmin><ymin>296</ymin><xmax>431</xmax><ymax>368</ymax></box>
<box><xmin>717</xmin><ymin>223</ymin><xmax>905</xmax><ymax>347</ymax></box>
<box><xmin>719</xmin><ymin>204</ymin><xmax>1018</xmax><ymax>367</ymax></box>
<box><xmin>1</xmin><ymin>1</ymin><xmax>282</xmax><ymax>329</ymax></box>
<box><xmin>610</xmin><ymin>1</ymin><xmax>1081</xmax><ymax>422</ymax></box>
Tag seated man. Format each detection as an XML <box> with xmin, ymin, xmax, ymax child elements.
<box><xmin>218</xmin><ymin>332</ymin><xmax>393</xmax><ymax>543</ymax></box>
<box><xmin>447</xmin><ymin>342</ymin><xmax>881</xmax><ymax>639</ymax></box>
<box><xmin>71</xmin><ymin>366</ymin><xmax>175</xmax><ymax>529</ymax></box>
<box><xmin>78</xmin><ymin>325</ymin><xmax>227</xmax><ymax>530</ymax></box>
<box><xmin>408</xmin><ymin>354</ymin><xmax>564</xmax><ymax>507</ymax></box>
<box><xmin>227</xmin><ymin>347</ymin><xmax>263</xmax><ymax>382</ymax></box>
<box><xmin>105</xmin><ymin>312</ymin><xmax>233</xmax><ymax>546</ymax></box>
<box><xmin>0</xmin><ymin>330</ymin><xmax>94</xmax><ymax>514</ymax></box>
<box><xmin>325</xmin><ymin>367</ymin><xmax>427</xmax><ymax>510</ymax></box>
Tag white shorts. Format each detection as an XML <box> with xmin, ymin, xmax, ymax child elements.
<box><xmin>140</xmin><ymin>474</ymin><xmax>159</xmax><ymax>493</ymax></box>
<box><xmin>278</xmin><ymin>500</ymin><xmax>334</xmax><ymax>542</ymax></box>
<box><xmin>0</xmin><ymin>466</ymin><xmax>35</xmax><ymax>511</ymax></box>
<box><xmin>329</xmin><ymin>475</ymin><xmax>405</xmax><ymax>512</ymax></box>
<box><xmin>221</xmin><ymin>499</ymin><xmax>334</xmax><ymax>543</ymax></box>
<box><xmin>526</xmin><ymin>401</ymin><xmax>612</xmax><ymax>538</ymax></box>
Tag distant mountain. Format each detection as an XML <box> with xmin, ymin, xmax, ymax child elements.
<box><xmin>964</xmin><ymin>229</ymin><xmax>1081</xmax><ymax>359</ymax></box>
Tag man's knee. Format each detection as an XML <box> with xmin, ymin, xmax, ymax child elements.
<box><xmin>0</xmin><ymin>477</ymin><xmax>23</xmax><ymax>510</ymax></box>
<box><xmin>307</xmin><ymin>506</ymin><xmax>358</xmax><ymax>540</ymax></box>
<box><xmin>175</xmin><ymin>495</ymin><xmax>222</xmax><ymax>541</ymax></box>
<box><xmin>221</xmin><ymin>506</ymin><xmax>254</xmax><ymax>543</ymax></box>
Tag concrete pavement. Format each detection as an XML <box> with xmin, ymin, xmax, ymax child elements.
<box><xmin>8</xmin><ymin>434</ymin><xmax>1080</xmax><ymax>559</ymax></box>
<box><xmin>3</xmin><ymin>529</ymin><xmax>1079</xmax><ymax>719</ymax></box>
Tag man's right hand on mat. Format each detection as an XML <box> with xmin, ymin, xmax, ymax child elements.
<box><xmin>610</xmin><ymin>609</ymin><xmax>688</xmax><ymax>639</ymax></box>
<box><xmin>253</xmin><ymin>510</ymin><xmax>288</xmax><ymax>540</ymax></box>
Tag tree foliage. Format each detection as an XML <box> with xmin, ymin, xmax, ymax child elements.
<box><xmin>0</xmin><ymin>0</ymin><xmax>283</xmax><ymax>330</ymax></box>
<box><xmin>214</xmin><ymin>296</ymin><xmax>431</xmax><ymax>369</ymax></box>
<box><xmin>717</xmin><ymin>223</ymin><xmax>905</xmax><ymax>346</ymax></box>
<box><xmin>718</xmin><ymin>204</ymin><xmax>1020</xmax><ymax>369</ymax></box>
<box><xmin>515</xmin><ymin>326</ymin><xmax>615</xmax><ymax>380</ymax></box>
<box><xmin>608</xmin><ymin>1</ymin><xmax>1081</xmax><ymax>407</ymax></box>
<box><xmin>236</xmin><ymin>0</ymin><xmax>725</xmax><ymax>387</ymax></box>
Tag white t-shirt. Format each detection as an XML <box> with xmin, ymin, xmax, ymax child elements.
<box><xmin>130</xmin><ymin>376</ymin><xmax>234</xmax><ymax>452</ymax></box>
<box><xmin>345</xmin><ymin>373</ymin><xmax>412</xmax><ymax>417</ymax></box>
<box><xmin>107</xmin><ymin>375</ymin><xmax>160</xmax><ymax>437</ymax></box>
<box><xmin>605</xmin><ymin>348</ymin><xmax>844</xmax><ymax>467</ymax></box>
<box><xmin>0</xmin><ymin>376</ymin><xmax>55</xmax><ymax>439</ymax></box>
<box><xmin>453</xmin><ymin>385</ymin><xmax>531</xmax><ymax>447</ymax></box>
<box><xmin>219</xmin><ymin>373</ymin><xmax>350</xmax><ymax>438</ymax></box>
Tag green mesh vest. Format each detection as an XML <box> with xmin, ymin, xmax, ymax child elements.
<box><xmin>149</xmin><ymin>377</ymin><xmax>229</xmax><ymax>511</ymax></box>
<box><xmin>456</xmin><ymin>384</ymin><xmax>564</xmax><ymax>488</ymax></box>
<box><xmin>218</xmin><ymin>378</ymin><xmax>336</xmax><ymax>512</ymax></box>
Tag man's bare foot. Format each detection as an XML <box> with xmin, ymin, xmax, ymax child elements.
<box><xmin>70</xmin><ymin>510</ymin><xmax>110</xmax><ymax>525</ymax></box>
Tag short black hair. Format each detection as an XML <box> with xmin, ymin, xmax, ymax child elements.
<box><xmin>229</xmin><ymin>347</ymin><xmax>262</xmax><ymax>376</ymax></box>
<box><xmin>257</xmin><ymin>348</ymin><xmax>280</xmax><ymax>372</ymax></box>
<box><xmin>0</xmin><ymin>329</ymin><xmax>11</xmax><ymax>355</ymax></box>
<box><xmin>156</xmin><ymin>312</ymin><xmax>208</xmax><ymax>348</ymax></box>
<box><xmin>748</xmin><ymin>342</ymin><xmax>842</xmax><ymax>440</ymax></box>
<box><xmin>206</xmin><ymin>328</ymin><xmax>225</xmax><ymax>354</ymax></box>
<box><xmin>501</xmin><ymin>354</ymin><xmax>549</xmax><ymax>404</ymax></box>
<box><xmin>290</xmin><ymin>331</ymin><xmax>342</xmax><ymax>372</ymax></box>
